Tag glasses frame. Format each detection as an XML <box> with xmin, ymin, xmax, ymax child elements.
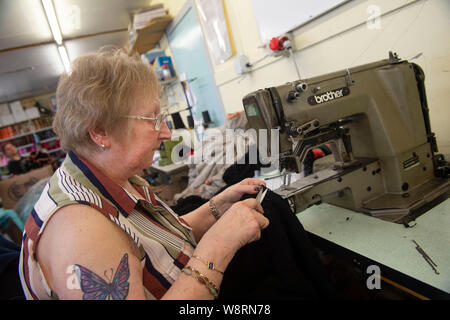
<box><xmin>124</xmin><ymin>112</ymin><xmax>168</xmax><ymax>131</ymax></box>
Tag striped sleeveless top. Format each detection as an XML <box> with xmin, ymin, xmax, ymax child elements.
<box><xmin>19</xmin><ymin>151</ymin><xmax>197</xmax><ymax>299</ymax></box>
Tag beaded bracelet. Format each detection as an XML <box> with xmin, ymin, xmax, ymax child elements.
<box><xmin>192</xmin><ymin>255</ymin><xmax>224</xmax><ymax>274</ymax></box>
<box><xmin>181</xmin><ymin>266</ymin><xmax>219</xmax><ymax>299</ymax></box>
<box><xmin>209</xmin><ymin>198</ymin><xmax>220</xmax><ymax>220</ymax></box>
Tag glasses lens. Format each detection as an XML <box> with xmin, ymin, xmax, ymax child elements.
<box><xmin>155</xmin><ymin>112</ymin><xmax>168</xmax><ymax>130</ymax></box>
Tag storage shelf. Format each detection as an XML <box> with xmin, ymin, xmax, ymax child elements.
<box><xmin>130</xmin><ymin>15</ymin><xmax>173</xmax><ymax>55</ymax></box>
<box><xmin>48</xmin><ymin>147</ymin><xmax>62</xmax><ymax>154</ymax></box>
<box><xmin>0</xmin><ymin>126</ymin><xmax>53</xmax><ymax>143</ymax></box>
<box><xmin>17</xmin><ymin>143</ymin><xmax>34</xmax><ymax>149</ymax></box>
<box><xmin>0</xmin><ymin>118</ymin><xmax>30</xmax><ymax>129</ymax></box>
<box><xmin>39</xmin><ymin>136</ymin><xmax>58</xmax><ymax>143</ymax></box>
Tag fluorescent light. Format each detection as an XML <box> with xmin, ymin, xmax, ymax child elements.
<box><xmin>58</xmin><ymin>45</ymin><xmax>71</xmax><ymax>73</ymax></box>
<box><xmin>42</xmin><ymin>0</ymin><xmax>63</xmax><ymax>45</ymax></box>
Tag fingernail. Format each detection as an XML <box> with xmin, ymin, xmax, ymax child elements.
<box><xmin>254</xmin><ymin>185</ymin><xmax>262</xmax><ymax>191</ymax></box>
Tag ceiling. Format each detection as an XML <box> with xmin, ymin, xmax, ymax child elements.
<box><xmin>0</xmin><ymin>0</ymin><xmax>154</xmax><ymax>104</ymax></box>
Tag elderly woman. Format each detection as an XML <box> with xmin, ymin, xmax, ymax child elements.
<box><xmin>19</xmin><ymin>49</ymin><xmax>269</xmax><ymax>300</ymax></box>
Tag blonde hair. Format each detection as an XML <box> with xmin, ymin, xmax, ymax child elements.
<box><xmin>53</xmin><ymin>47</ymin><xmax>159</xmax><ymax>157</ymax></box>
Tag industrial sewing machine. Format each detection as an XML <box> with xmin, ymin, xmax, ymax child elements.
<box><xmin>243</xmin><ymin>53</ymin><xmax>450</xmax><ymax>224</ymax></box>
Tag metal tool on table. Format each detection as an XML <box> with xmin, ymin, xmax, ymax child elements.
<box><xmin>243</xmin><ymin>52</ymin><xmax>449</xmax><ymax>224</ymax></box>
<box><xmin>412</xmin><ymin>240</ymin><xmax>439</xmax><ymax>275</ymax></box>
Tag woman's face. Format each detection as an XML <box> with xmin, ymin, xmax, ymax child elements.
<box><xmin>3</xmin><ymin>143</ymin><xmax>18</xmax><ymax>158</ymax></box>
<box><xmin>109</xmin><ymin>91</ymin><xmax>171</xmax><ymax>175</ymax></box>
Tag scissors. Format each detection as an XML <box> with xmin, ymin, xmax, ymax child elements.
<box><xmin>255</xmin><ymin>186</ymin><xmax>268</xmax><ymax>204</ymax></box>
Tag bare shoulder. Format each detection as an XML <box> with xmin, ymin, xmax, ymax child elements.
<box><xmin>37</xmin><ymin>204</ymin><xmax>125</xmax><ymax>259</ymax></box>
<box><xmin>37</xmin><ymin>204</ymin><xmax>146</xmax><ymax>299</ymax></box>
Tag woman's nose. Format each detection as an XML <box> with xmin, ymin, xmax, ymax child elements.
<box><xmin>158</xmin><ymin>121</ymin><xmax>172</xmax><ymax>141</ymax></box>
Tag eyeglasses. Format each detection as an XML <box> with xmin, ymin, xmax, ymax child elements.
<box><xmin>124</xmin><ymin>112</ymin><xmax>169</xmax><ymax>130</ymax></box>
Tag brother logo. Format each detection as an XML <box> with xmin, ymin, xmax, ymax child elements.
<box><xmin>308</xmin><ymin>87</ymin><xmax>350</xmax><ymax>105</ymax></box>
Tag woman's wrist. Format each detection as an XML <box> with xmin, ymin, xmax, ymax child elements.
<box><xmin>208</xmin><ymin>198</ymin><xmax>221</xmax><ymax>220</ymax></box>
<box><xmin>211</xmin><ymin>194</ymin><xmax>231</xmax><ymax>218</ymax></box>
<box><xmin>194</xmin><ymin>232</ymin><xmax>236</xmax><ymax>275</ymax></box>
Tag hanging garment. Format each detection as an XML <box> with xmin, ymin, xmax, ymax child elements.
<box><xmin>173</xmin><ymin>112</ymin><xmax>256</xmax><ymax>201</ymax></box>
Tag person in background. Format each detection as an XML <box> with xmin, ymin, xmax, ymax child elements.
<box><xmin>2</xmin><ymin>142</ymin><xmax>32</xmax><ymax>176</ymax></box>
<box><xmin>2</xmin><ymin>142</ymin><xmax>56</xmax><ymax>176</ymax></box>
<box><xmin>19</xmin><ymin>48</ymin><xmax>269</xmax><ymax>300</ymax></box>
<box><xmin>27</xmin><ymin>147</ymin><xmax>58</xmax><ymax>172</ymax></box>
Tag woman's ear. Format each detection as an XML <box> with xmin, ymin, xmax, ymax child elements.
<box><xmin>88</xmin><ymin>128</ymin><xmax>110</xmax><ymax>149</ymax></box>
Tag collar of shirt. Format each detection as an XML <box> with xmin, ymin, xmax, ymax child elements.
<box><xmin>66</xmin><ymin>151</ymin><xmax>154</xmax><ymax>218</ymax></box>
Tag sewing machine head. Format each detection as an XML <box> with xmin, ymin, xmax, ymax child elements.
<box><xmin>243</xmin><ymin>53</ymin><xmax>449</xmax><ymax>224</ymax></box>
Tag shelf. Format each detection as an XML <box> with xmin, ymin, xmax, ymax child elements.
<box><xmin>33</xmin><ymin>126</ymin><xmax>54</xmax><ymax>134</ymax></box>
<box><xmin>0</xmin><ymin>118</ymin><xmax>31</xmax><ymax>129</ymax></box>
<box><xmin>0</xmin><ymin>126</ymin><xmax>53</xmax><ymax>143</ymax></box>
<box><xmin>18</xmin><ymin>143</ymin><xmax>34</xmax><ymax>149</ymax></box>
<box><xmin>48</xmin><ymin>147</ymin><xmax>62</xmax><ymax>154</ymax></box>
<box><xmin>130</xmin><ymin>15</ymin><xmax>173</xmax><ymax>55</ymax></box>
<box><xmin>39</xmin><ymin>136</ymin><xmax>58</xmax><ymax>143</ymax></box>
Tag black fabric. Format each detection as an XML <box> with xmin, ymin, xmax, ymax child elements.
<box><xmin>222</xmin><ymin>151</ymin><xmax>266</xmax><ymax>186</ymax></box>
<box><xmin>28</xmin><ymin>150</ymin><xmax>57</xmax><ymax>171</ymax></box>
<box><xmin>171</xmin><ymin>195</ymin><xmax>208</xmax><ymax>216</ymax></box>
<box><xmin>0</xmin><ymin>234</ymin><xmax>25</xmax><ymax>299</ymax></box>
<box><xmin>7</xmin><ymin>157</ymin><xmax>32</xmax><ymax>175</ymax></box>
<box><xmin>218</xmin><ymin>190</ymin><xmax>337</xmax><ymax>300</ymax></box>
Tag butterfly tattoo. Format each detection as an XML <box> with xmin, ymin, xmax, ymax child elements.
<box><xmin>74</xmin><ymin>253</ymin><xmax>130</xmax><ymax>300</ymax></box>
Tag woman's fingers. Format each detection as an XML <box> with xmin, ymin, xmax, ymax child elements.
<box><xmin>254</xmin><ymin>212</ymin><xmax>270</xmax><ymax>230</ymax></box>
<box><xmin>232</xmin><ymin>184</ymin><xmax>263</xmax><ymax>195</ymax></box>
<box><xmin>241</xmin><ymin>198</ymin><xmax>264</xmax><ymax>214</ymax></box>
<box><xmin>239</xmin><ymin>178</ymin><xmax>266</xmax><ymax>187</ymax></box>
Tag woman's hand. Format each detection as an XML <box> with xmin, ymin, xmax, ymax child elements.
<box><xmin>218</xmin><ymin>198</ymin><xmax>269</xmax><ymax>248</ymax></box>
<box><xmin>180</xmin><ymin>178</ymin><xmax>267</xmax><ymax>244</ymax></box>
<box><xmin>168</xmin><ymin>198</ymin><xmax>270</xmax><ymax>300</ymax></box>
<box><xmin>194</xmin><ymin>198</ymin><xmax>270</xmax><ymax>272</ymax></box>
<box><xmin>213</xmin><ymin>178</ymin><xmax>266</xmax><ymax>216</ymax></box>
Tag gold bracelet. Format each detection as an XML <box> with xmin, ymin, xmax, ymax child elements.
<box><xmin>209</xmin><ymin>198</ymin><xmax>220</xmax><ymax>220</ymax></box>
<box><xmin>181</xmin><ymin>266</ymin><xmax>219</xmax><ymax>299</ymax></box>
<box><xmin>191</xmin><ymin>255</ymin><xmax>224</xmax><ymax>274</ymax></box>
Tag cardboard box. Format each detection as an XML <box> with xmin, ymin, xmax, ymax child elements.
<box><xmin>25</xmin><ymin>107</ymin><xmax>40</xmax><ymax>120</ymax></box>
<box><xmin>0</xmin><ymin>165</ymin><xmax>53</xmax><ymax>209</ymax></box>
<box><xmin>0</xmin><ymin>103</ymin><xmax>11</xmax><ymax>116</ymax></box>
<box><xmin>9</xmin><ymin>101</ymin><xmax>24</xmax><ymax>114</ymax></box>
<box><xmin>20</xmin><ymin>98</ymin><xmax>36</xmax><ymax>109</ymax></box>
<box><xmin>12</xmin><ymin>111</ymin><xmax>27</xmax><ymax>123</ymax></box>
<box><xmin>0</xmin><ymin>115</ymin><xmax>14</xmax><ymax>126</ymax></box>
<box><xmin>131</xmin><ymin>15</ymin><xmax>173</xmax><ymax>54</ymax></box>
<box><xmin>133</xmin><ymin>4</ymin><xmax>166</xmax><ymax>30</ymax></box>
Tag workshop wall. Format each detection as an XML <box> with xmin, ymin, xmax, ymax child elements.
<box><xmin>218</xmin><ymin>0</ymin><xmax>450</xmax><ymax>154</ymax></box>
<box><xmin>159</xmin><ymin>0</ymin><xmax>450</xmax><ymax>154</ymax></box>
